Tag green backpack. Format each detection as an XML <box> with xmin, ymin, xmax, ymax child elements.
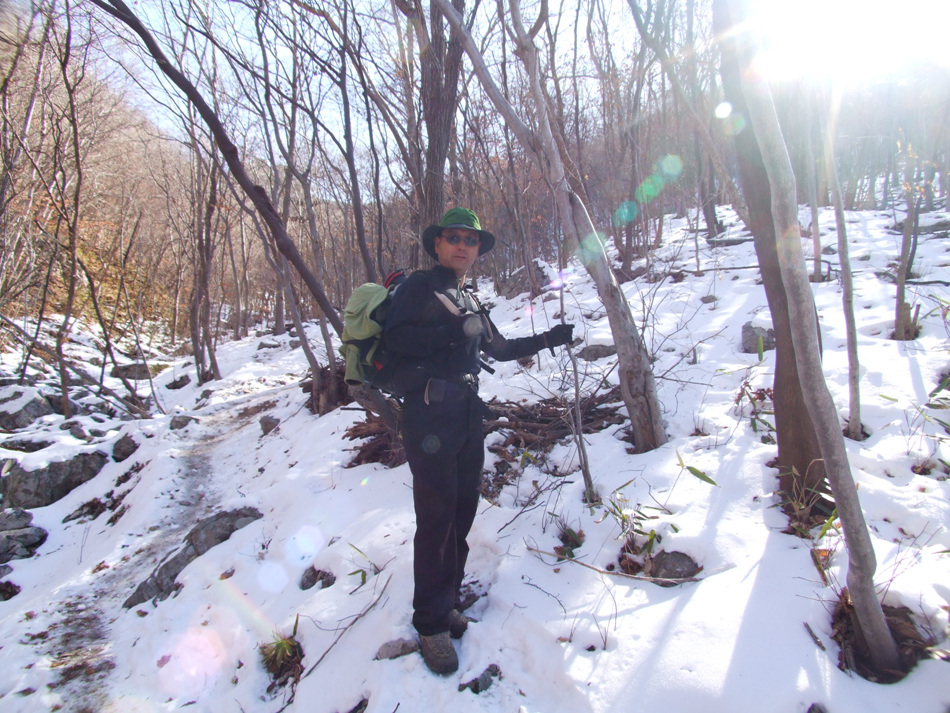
<box><xmin>339</xmin><ymin>270</ymin><xmax>407</xmax><ymax>394</ymax></box>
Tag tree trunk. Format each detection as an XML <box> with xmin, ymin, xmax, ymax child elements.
<box><xmin>91</xmin><ymin>0</ymin><xmax>344</xmax><ymax>337</ymax></box>
<box><xmin>803</xmin><ymin>91</ymin><xmax>823</xmax><ymax>281</ymax></box>
<box><xmin>716</xmin><ymin>2</ymin><xmax>827</xmax><ymax>502</ymax></box>
<box><xmin>719</xmin><ymin>0</ymin><xmax>901</xmax><ymax>676</ymax></box>
<box><xmin>819</xmin><ymin>102</ymin><xmax>863</xmax><ymax>442</ymax></box>
<box><xmin>435</xmin><ymin>0</ymin><xmax>666</xmax><ymax>452</ymax></box>
<box><xmin>894</xmin><ymin>162</ymin><xmax>919</xmax><ymax>341</ymax></box>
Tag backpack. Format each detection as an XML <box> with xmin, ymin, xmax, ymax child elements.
<box><xmin>339</xmin><ymin>269</ymin><xmax>407</xmax><ymax>393</ymax></box>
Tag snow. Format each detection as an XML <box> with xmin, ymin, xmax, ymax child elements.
<box><xmin>1</xmin><ymin>206</ymin><xmax>949</xmax><ymax>712</ymax></box>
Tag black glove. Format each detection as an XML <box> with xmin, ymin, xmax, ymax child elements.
<box><xmin>540</xmin><ymin>323</ymin><xmax>574</xmax><ymax>355</ymax></box>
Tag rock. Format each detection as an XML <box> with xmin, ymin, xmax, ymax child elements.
<box><xmin>459</xmin><ymin>664</ymin><xmax>502</xmax><ymax>693</ymax></box>
<box><xmin>289</xmin><ymin>339</ymin><xmax>301</xmax><ymax>350</ymax></box>
<box><xmin>0</xmin><ymin>387</ymin><xmax>54</xmax><ymax>430</ymax></box>
<box><xmin>260</xmin><ymin>415</ymin><xmax>280</xmax><ymax>436</ymax></box>
<box><xmin>0</xmin><ymin>563</ymin><xmax>12</xmax><ymax>579</ymax></box>
<box><xmin>257</xmin><ymin>339</ymin><xmax>280</xmax><ymax>350</ymax></box>
<box><xmin>375</xmin><ymin>638</ymin><xmax>419</xmax><ymax>660</ymax></box>
<box><xmin>707</xmin><ymin>234</ymin><xmax>754</xmax><ymax>248</ymax></box>
<box><xmin>112</xmin><ymin>433</ymin><xmax>139</xmax><ymax>462</ymax></box>
<box><xmin>741</xmin><ymin>322</ymin><xmax>776</xmax><ymax>354</ymax></box>
<box><xmin>0</xmin><ymin>580</ymin><xmax>20</xmax><ymax>600</ymax></box>
<box><xmin>651</xmin><ymin>550</ymin><xmax>701</xmax><ymax>586</ymax></box>
<box><xmin>0</xmin><ymin>526</ymin><xmax>48</xmax><ymax>563</ymax></box>
<box><xmin>63</xmin><ymin>498</ymin><xmax>107</xmax><ymax>523</ymax></box>
<box><xmin>123</xmin><ymin>506</ymin><xmax>263</xmax><ymax>608</ymax></box>
<box><xmin>170</xmin><ymin>415</ymin><xmax>197</xmax><ymax>430</ymax></box>
<box><xmin>0</xmin><ymin>375</ymin><xmax>34</xmax><ymax>388</ymax></box>
<box><xmin>166</xmin><ymin>374</ymin><xmax>191</xmax><ymax>390</ymax></box>
<box><xmin>42</xmin><ymin>391</ymin><xmax>78</xmax><ymax>416</ymax></box>
<box><xmin>110</xmin><ymin>363</ymin><xmax>152</xmax><ymax>381</ymax></box>
<box><xmin>299</xmin><ymin>566</ymin><xmax>335</xmax><ymax>591</ymax></box>
<box><xmin>0</xmin><ymin>451</ymin><xmax>108</xmax><ymax>508</ymax></box>
<box><xmin>0</xmin><ymin>508</ymin><xmax>33</xmax><ymax>530</ymax></box>
<box><xmin>498</xmin><ymin>260</ymin><xmax>554</xmax><ymax>300</ymax></box>
<box><xmin>0</xmin><ymin>438</ymin><xmax>53</xmax><ymax>453</ymax></box>
<box><xmin>576</xmin><ymin>344</ymin><xmax>617</xmax><ymax>362</ymax></box>
<box><xmin>67</xmin><ymin>423</ymin><xmax>88</xmax><ymax>440</ymax></box>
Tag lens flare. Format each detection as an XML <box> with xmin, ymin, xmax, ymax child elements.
<box><xmin>286</xmin><ymin>525</ymin><xmax>326</xmax><ymax>562</ymax></box>
<box><xmin>422</xmin><ymin>434</ymin><xmax>441</xmax><ymax>454</ymax></box>
<box><xmin>719</xmin><ymin>111</ymin><xmax>748</xmax><ymax>137</ymax></box>
<box><xmin>612</xmin><ymin>201</ymin><xmax>639</xmax><ymax>227</ymax></box>
<box><xmin>635</xmin><ymin>175</ymin><xmax>665</xmax><ymax>204</ymax></box>
<box><xmin>257</xmin><ymin>561</ymin><xmax>289</xmax><ymax>593</ymax></box>
<box><xmin>158</xmin><ymin>627</ymin><xmax>228</xmax><ymax>699</ymax></box>
<box><xmin>658</xmin><ymin>154</ymin><xmax>684</xmax><ymax>180</ymax></box>
<box><xmin>575</xmin><ymin>233</ymin><xmax>608</xmax><ymax>268</ymax></box>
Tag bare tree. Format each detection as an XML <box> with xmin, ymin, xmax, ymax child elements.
<box><xmin>434</xmin><ymin>0</ymin><xmax>666</xmax><ymax>453</ymax></box>
<box><xmin>818</xmin><ymin>92</ymin><xmax>863</xmax><ymax>442</ymax></box>
<box><xmin>89</xmin><ymin>0</ymin><xmax>343</xmax><ymax>334</ymax></box>
<box><xmin>715</xmin><ymin>0</ymin><xmax>827</xmax><ymax>504</ymax></box>
<box><xmin>715</xmin><ymin>0</ymin><xmax>900</xmax><ymax>676</ymax></box>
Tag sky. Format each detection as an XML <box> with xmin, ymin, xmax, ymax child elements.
<box><xmin>750</xmin><ymin>0</ymin><xmax>950</xmax><ymax>84</ymax></box>
<box><xmin>0</xmin><ymin>202</ymin><xmax>949</xmax><ymax>712</ymax></box>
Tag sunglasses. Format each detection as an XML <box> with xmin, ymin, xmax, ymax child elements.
<box><xmin>441</xmin><ymin>233</ymin><xmax>481</xmax><ymax>248</ymax></box>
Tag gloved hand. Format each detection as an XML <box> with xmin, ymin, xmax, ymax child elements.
<box><xmin>540</xmin><ymin>323</ymin><xmax>574</xmax><ymax>355</ymax></box>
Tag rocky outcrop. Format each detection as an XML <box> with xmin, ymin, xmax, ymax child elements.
<box><xmin>576</xmin><ymin>344</ymin><xmax>617</xmax><ymax>362</ymax></box>
<box><xmin>741</xmin><ymin>322</ymin><xmax>776</xmax><ymax>354</ymax></box>
<box><xmin>123</xmin><ymin>506</ymin><xmax>263</xmax><ymax>608</ymax></box>
<box><xmin>0</xmin><ymin>451</ymin><xmax>108</xmax><ymax>508</ymax></box>
<box><xmin>111</xmin><ymin>433</ymin><xmax>139</xmax><ymax>462</ymax></box>
<box><xmin>0</xmin><ymin>386</ymin><xmax>54</xmax><ymax>430</ymax></box>
<box><xmin>170</xmin><ymin>415</ymin><xmax>197</xmax><ymax>430</ymax></box>
<box><xmin>0</xmin><ymin>508</ymin><xmax>47</xmax><ymax>564</ymax></box>
<box><xmin>260</xmin><ymin>415</ymin><xmax>280</xmax><ymax>435</ymax></box>
<box><xmin>166</xmin><ymin>374</ymin><xmax>191</xmax><ymax>390</ymax></box>
<box><xmin>111</xmin><ymin>363</ymin><xmax>152</xmax><ymax>381</ymax></box>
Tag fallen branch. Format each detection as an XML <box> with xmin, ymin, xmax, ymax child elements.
<box><xmin>272</xmin><ymin>574</ymin><xmax>392</xmax><ymax>713</ymax></box>
<box><xmin>303</xmin><ymin>574</ymin><xmax>391</xmax><ymax>678</ymax></box>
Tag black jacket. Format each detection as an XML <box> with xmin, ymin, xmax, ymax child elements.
<box><xmin>384</xmin><ymin>264</ymin><xmax>544</xmax><ymax>393</ymax></box>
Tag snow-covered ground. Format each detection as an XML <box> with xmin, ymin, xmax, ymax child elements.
<box><xmin>1</xmin><ymin>206</ymin><xmax>949</xmax><ymax>712</ymax></box>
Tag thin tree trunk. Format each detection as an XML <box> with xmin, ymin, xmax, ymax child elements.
<box><xmin>723</xmin><ymin>0</ymin><xmax>900</xmax><ymax>675</ymax></box>
<box><xmin>91</xmin><ymin>0</ymin><xmax>344</xmax><ymax>336</ymax></box>
<box><xmin>803</xmin><ymin>91</ymin><xmax>823</xmax><ymax>281</ymax></box>
<box><xmin>819</xmin><ymin>101</ymin><xmax>862</xmax><ymax>441</ymax></box>
<box><xmin>435</xmin><ymin>0</ymin><xmax>666</xmax><ymax>452</ymax></box>
<box><xmin>716</xmin><ymin>1</ymin><xmax>827</xmax><ymax>502</ymax></box>
<box><xmin>894</xmin><ymin>156</ymin><xmax>918</xmax><ymax>341</ymax></box>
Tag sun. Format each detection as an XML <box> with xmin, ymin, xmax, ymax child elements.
<box><xmin>749</xmin><ymin>0</ymin><xmax>950</xmax><ymax>84</ymax></box>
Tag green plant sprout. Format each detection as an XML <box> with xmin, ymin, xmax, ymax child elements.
<box><xmin>259</xmin><ymin>614</ymin><xmax>304</xmax><ymax>691</ymax></box>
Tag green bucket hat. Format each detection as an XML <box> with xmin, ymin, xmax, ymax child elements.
<box><xmin>422</xmin><ymin>207</ymin><xmax>496</xmax><ymax>259</ymax></box>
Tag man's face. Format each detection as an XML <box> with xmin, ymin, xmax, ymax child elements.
<box><xmin>434</xmin><ymin>228</ymin><xmax>480</xmax><ymax>278</ymax></box>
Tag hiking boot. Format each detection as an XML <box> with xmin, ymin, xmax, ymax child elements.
<box><xmin>419</xmin><ymin>631</ymin><xmax>458</xmax><ymax>674</ymax></box>
<box><xmin>448</xmin><ymin>609</ymin><xmax>470</xmax><ymax>639</ymax></box>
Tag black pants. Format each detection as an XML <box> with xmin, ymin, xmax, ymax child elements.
<box><xmin>401</xmin><ymin>380</ymin><xmax>485</xmax><ymax>636</ymax></box>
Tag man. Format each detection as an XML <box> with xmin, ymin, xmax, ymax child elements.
<box><xmin>384</xmin><ymin>207</ymin><xmax>574</xmax><ymax>674</ymax></box>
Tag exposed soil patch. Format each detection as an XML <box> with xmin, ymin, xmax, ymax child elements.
<box><xmin>830</xmin><ymin>590</ymin><xmax>939</xmax><ymax>683</ymax></box>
